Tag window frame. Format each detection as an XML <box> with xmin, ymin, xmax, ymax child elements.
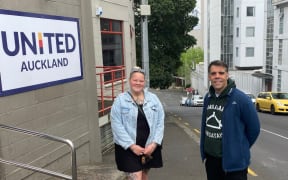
<box><xmin>279</xmin><ymin>8</ymin><xmax>284</xmax><ymax>34</ymax></box>
<box><xmin>101</xmin><ymin>18</ymin><xmax>124</xmax><ymax>67</ymax></box>
<box><xmin>246</xmin><ymin>6</ymin><xmax>255</xmax><ymax>17</ymax></box>
<box><xmin>246</xmin><ymin>26</ymin><xmax>255</xmax><ymax>37</ymax></box>
<box><xmin>245</xmin><ymin>47</ymin><xmax>255</xmax><ymax>57</ymax></box>
<box><xmin>278</xmin><ymin>39</ymin><xmax>283</xmax><ymax>65</ymax></box>
<box><xmin>236</xmin><ymin>27</ymin><xmax>239</xmax><ymax>37</ymax></box>
<box><xmin>100</xmin><ymin>18</ymin><xmax>125</xmax><ymax>82</ymax></box>
<box><xmin>236</xmin><ymin>7</ymin><xmax>239</xmax><ymax>18</ymax></box>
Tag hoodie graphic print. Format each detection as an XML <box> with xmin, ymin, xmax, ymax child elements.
<box><xmin>204</xmin><ymin>79</ymin><xmax>236</xmax><ymax>158</ymax></box>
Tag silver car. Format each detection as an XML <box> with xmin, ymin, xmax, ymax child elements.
<box><xmin>185</xmin><ymin>94</ymin><xmax>204</xmax><ymax>107</ymax></box>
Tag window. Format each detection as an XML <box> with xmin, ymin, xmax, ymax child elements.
<box><xmin>246</xmin><ymin>47</ymin><xmax>254</xmax><ymax>57</ymax></box>
<box><xmin>101</xmin><ymin>19</ymin><xmax>123</xmax><ymax>66</ymax></box>
<box><xmin>100</xmin><ymin>19</ymin><xmax>124</xmax><ymax>81</ymax></box>
<box><xmin>236</xmin><ymin>47</ymin><xmax>239</xmax><ymax>57</ymax></box>
<box><xmin>236</xmin><ymin>7</ymin><xmax>239</xmax><ymax>18</ymax></box>
<box><xmin>236</xmin><ymin>27</ymin><xmax>239</xmax><ymax>37</ymax></box>
<box><xmin>277</xmin><ymin>70</ymin><xmax>282</xmax><ymax>91</ymax></box>
<box><xmin>221</xmin><ymin>0</ymin><xmax>234</xmax><ymax>69</ymax></box>
<box><xmin>278</xmin><ymin>39</ymin><xmax>283</xmax><ymax>65</ymax></box>
<box><xmin>247</xmin><ymin>7</ymin><xmax>255</xmax><ymax>16</ymax></box>
<box><xmin>279</xmin><ymin>8</ymin><xmax>284</xmax><ymax>34</ymax></box>
<box><xmin>246</xmin><ymin>27</ymin><xmax>255</xmax><ymax>37</ymax></box>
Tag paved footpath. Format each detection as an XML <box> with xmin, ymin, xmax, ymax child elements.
<box><xmin>76</xmin><ymin>113</ymin><xmax>206</xmax><ymax>180</ymax></box>
<box><xmin>148</xmin><ymin>113</ymin><xmax>206</xmax><ymax>180</ymax></box>
<box><xmin>76</xmin><ymin>90</ymin><xmax>207</xmax><ymax>180</ymax></box>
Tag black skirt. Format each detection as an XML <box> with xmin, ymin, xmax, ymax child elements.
<box><xmin>115</xmin><ymin>143</ymin><xmax>163</xmax><ymax>172</ymax></box>
<box><xmin>115</xmin><ymin>105</ymin><xmax>163</xmax><ymax>172</ymax></box>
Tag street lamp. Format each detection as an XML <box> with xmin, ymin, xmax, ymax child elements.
<box><xmin>140</xmin><ymin>1</ymin><xmax>151</xmax><ymax>88</ymax></box>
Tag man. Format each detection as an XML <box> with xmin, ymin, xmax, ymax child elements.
<box><xmin>200</xmin><ymin>60</ymin><xmax>260</xmax><ymax>180</ymax></box>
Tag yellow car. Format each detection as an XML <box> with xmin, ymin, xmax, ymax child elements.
<box><xmin>255</xmin><ymin>92</ymin><xmax>288</xmax><ymax>114</ymax></box>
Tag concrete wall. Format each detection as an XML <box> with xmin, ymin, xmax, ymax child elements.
<box><xmin>191</xmin><ymin>63</ymin><xmax>206</xmax><ymax>95</ymax></box>
<box><xmin>95</xmin><ymin>0</ymin><xmax>136</xmax><ymax>126</ymax></box>
<box><xmin>191</xmin><ymin>64</ymin><xmax>262</xmax><ymax>97</ymax></box>
<box><xmin>0</xmin><ymin>0</ymin><xmax>136</xmax><ymax>179</ymax></box>
<box><xmin>0</xmin><ymin>0</ymin><xmax>99</xmax><ymax>178</ymax></box>
<box><xmin>96</xmin><ymin>0</ymin><xmax>136</xmax><ymax>72</ymax></box>
<box><xmin>229</xmin><ymin>71</ymin><xmax>263</xmax><ymax>96</ymax></box>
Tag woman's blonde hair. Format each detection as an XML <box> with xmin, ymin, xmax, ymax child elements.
<box><xmin>129</xmin><ymin>66</ymin><xmax>145</xmax><ymax>78</ymax></box>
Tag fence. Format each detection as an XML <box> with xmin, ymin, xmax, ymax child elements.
<box><xmin>0</xmin><ymin>124</ymin><xmax>77</xmax><ymax>180</ymax></box>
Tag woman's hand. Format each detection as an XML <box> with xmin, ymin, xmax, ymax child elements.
<box><xmin>144</xmin><ymin>142</ymin><xmax>157</xmax><ymax>156</ymax></box>
<box><xmin>130</xmin><ymin>144</ymin><xmax>145</xmax><ymax>156</ymax></box>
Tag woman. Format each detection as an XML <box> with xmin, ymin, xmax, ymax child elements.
<box><xmin>111</xmin><ymin>66</ymin><xmax>165</xmax><ymax>180</ymax></box>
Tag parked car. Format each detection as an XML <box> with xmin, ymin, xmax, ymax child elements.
<box><xmin>245</xmin><ymin>93</ymin><xmax>256</xmax><ymax>104</ymax></box>
<box><xmin>185</xmin><ymin>94</ymin><xmax>204</xmax><ymax>107</ymax></box>
<box><xmin>255</xmin><ymin>92</ymin><xmax>288</xmax><ymax>114</ymax></box>
<box><xmin>180</xmin><ymin>96</ymin><xmax>188</xmax><ymax>106</ymax></box>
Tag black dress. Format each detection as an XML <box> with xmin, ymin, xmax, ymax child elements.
<box><xmin>115</xmin><ymin>104</ymin><xmax>163</xmax><ymax>172</ymax></box>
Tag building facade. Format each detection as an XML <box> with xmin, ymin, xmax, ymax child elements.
<box><xmin>272</xmin><ymin>0</ymin><xmax>288</xmax><ymax>91</ymax></box>
<box><xmin>0</xmin><ymin>0</ymin><xmax>136</xmax><ymax>179</ymax></box>
<box><xmin>234</xmin><ymin>0</ymin><xmax>265</xmax><ymax>69</ymax></box>
<box><xmin>189</xmin><ymin>0</ymin><xmax>204</xmax><ymax>48</ymax></box>
<box><xmin>202</xmin><ymin>0</ymin><xmax>281</xmax><ymax>96</ymax></box>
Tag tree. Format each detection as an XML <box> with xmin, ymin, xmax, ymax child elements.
<box><xmin>177</xmin><ymin>47</ymin><xmax>204</xmax><ymax>85</ymax></box>
<box><xmin>134</xmin><ymin>0</ymin><xmax>198</xmax><ymax>89</ymax></box>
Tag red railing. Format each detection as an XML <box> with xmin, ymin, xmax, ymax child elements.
<box><xmin>96</xmin><ymin>66</ymin><xmax>126</xmax><ymax>116</ymax></box>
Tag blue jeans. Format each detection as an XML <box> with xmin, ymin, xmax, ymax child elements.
<box><xmin>205</xmin><ymin>154</ymin><xmax>247</xmax><ymax>180</ymax></box>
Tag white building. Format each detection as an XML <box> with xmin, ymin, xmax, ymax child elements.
<box><xmin>189</xmin><ymin>0</ymin><xmax>204</xmax><ymax>48</ymax></box>
<box><xmin>202</xmin><ymin>0</ymin><xmax>276</xmax><ymax>96</ymax></box>
<box><xmin>234</xmin><ymin>0</ymin><xmax>265</xmax><ymax>69</ymax></box>
<box><xmin>272</xmin><ymin>0</ymin><xmax>288</xmax><ymax>92</ymax></box>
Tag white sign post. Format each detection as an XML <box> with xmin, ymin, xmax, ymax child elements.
<box><xmin>0</xmin><ymin>9</ymin><xmax>83</xmax><ymax>96</ymax></box>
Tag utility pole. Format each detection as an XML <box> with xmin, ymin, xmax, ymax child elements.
<box><xmin>140</xmin><ymin>0</ymin><xmax>150</xmax><ymax>88</ymax></box>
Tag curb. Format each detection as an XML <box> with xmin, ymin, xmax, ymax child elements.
<box><xmin>166</xmin><ymin>113</ymin><xmax>200</xmax><ymax>145</ymax></box>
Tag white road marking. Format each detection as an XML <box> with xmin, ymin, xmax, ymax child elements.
<box><xmin>261</xmin><ymin>128</ymin><xmax>288</xmax><ymax>140</ymax></box>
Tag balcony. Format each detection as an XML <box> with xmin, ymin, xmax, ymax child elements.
<box><xmin>272</xmin><ymin>0</ymin><xmax>288</xmax><ymax>5</ymax></box>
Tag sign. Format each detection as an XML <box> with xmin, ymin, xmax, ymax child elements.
<box><xmin>0</xmin><ymin>9</ymin><xmax>83</xmax><ymax>96</ymax></box>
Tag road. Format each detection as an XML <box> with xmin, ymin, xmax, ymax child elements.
<box><xmin>153</xmin><ymin>89</ymin><xmax>288</xmax><ymax>180</ymax></box>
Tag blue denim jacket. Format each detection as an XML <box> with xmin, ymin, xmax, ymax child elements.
<box><xmin>111</xmin><ymin>89</ymin><xmax>165</xmax><ymax>150</ymax></box>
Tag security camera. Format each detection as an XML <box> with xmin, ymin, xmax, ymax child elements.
<box><xmin>96</xmin><ymin>7</ymin><xmax>103</xmax><ymax>16</ymax></box>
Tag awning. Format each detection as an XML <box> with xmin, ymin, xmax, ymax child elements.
<box><xmin>252</xmin><ymin>72</ymin><xmax>273</xmax><ymax>79</ymax></box>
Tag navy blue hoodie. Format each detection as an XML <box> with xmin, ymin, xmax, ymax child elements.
<box><xmin>200</xmin><ymin>79</ymin><xmax>260</xmax><ymax>172</ymax></box>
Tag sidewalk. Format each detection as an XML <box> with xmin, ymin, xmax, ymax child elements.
<box><xmin>149</xmin><ymin>113</ymin><xmax>206</xmax><ymax>180</ymax></box>
<box><xmin>77</xmin><ymin>112</ymin><xmax>206</xmax><ymax>180</ymax></box>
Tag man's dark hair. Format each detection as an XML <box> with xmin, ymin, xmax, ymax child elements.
<box><xmin>208</xmin><ymin>60</ymin><xmax>229</xmax><ymax>73</ymax></box>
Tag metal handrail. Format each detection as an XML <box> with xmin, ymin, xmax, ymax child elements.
<box><xmin>96</xmin><ymin>66</ymin><xmax>126</xmax><ymax>116</ymax></box>
<box><xmin>0</xmin><ymin>124</ymin><xmax>77</xmax><ymax>180</ymax></box>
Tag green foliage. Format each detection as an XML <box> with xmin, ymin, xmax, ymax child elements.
<box><xmin>185</xmin><ymin>84</ymin><xmax>191</xmax><ymax>88</ymax></box>
<box><xmin>134</xmin><ymin>0</ymin><xmax>198</xmax><ymax>89</ymax></box>
<box><xmin>177</xmin><ymin>47</ymin><xmax>204</xmax><ymax>78</ymax></box>
<box><xmin>150</xmin><ymin>64</ymin><xmax>173</xmax><ymax>89</ymax></box>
